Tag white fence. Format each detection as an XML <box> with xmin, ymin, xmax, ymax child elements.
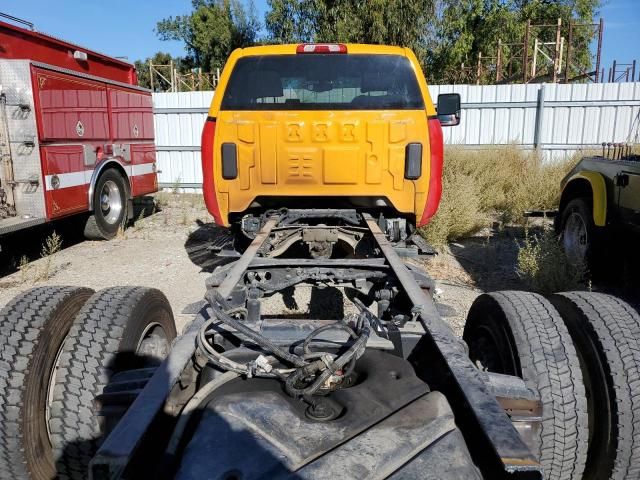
<box><xmin>154</xmin><ymin>91</ymin><xmax>214</xmax><ymax>190</ymax></box>
<box><xmin>153</xmin><ymin>83</ymin><xmax>640</xmax><ymax>190</ymax></box>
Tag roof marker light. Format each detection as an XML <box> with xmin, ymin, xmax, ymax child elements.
<box><xmin>73</xmin><ymin>50</ymin><xmax>88</xmax><ymax>61</ymax></box>
<box><xmin>296</xmin><ymin>43</ymin><xmax>347</xmax><ymax>54</ymax></box>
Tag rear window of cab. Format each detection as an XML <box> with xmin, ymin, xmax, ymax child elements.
<box><xmin>220</xmin><ymin>54</ymin><xmax>425</xmax><ymax>111</ymax></box>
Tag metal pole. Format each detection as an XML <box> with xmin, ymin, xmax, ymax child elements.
<box><xmin>534</xmin><ymin>85</ymin><xmax>546</xmax><ymax>149</ymax></box>
<box><xmin>633</xmin><ymin>60</ymin><xmax>637</xmax><ymax>82</ymax></box>
<box><xmin>523</xmin><ymin>20</ymin><xmax>530</xmax><ymax>83</ymax></box>
<box><xmin>595</xmin><ymin>18</ymin><xmax>603</xmax><ymax>83</ymax></box>
<box><xmin>476</xmin><ymin>52</ymin><xmax>482</xmax><ymax>85</ymax></box>
<box><xmin>612</xmin><ymin>60</ymin><xmax>617</xmax><ymax>82</ymax></box>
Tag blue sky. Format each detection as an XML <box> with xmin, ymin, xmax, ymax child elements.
<box><xmin>4</xmin><ymin>0</ymin><xmax>639</xmax><ymax>80</ymax></box>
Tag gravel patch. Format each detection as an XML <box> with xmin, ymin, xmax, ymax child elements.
<box><xmin>0</xmin><ymin>195</ymin><xmax>212</xmax><ymax>333</ymax></box>
<box><xmin>0</xmin><ymin>193</ymin><xmax>484</xmax><ymax>336</ymax></box>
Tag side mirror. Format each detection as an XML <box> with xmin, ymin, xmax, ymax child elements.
<box><xmin>437</xmin><ymin>93</ymin><xmax>461</xmax><ymax>127</ymax></box>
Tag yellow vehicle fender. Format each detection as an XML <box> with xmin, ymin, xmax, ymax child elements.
<box><xmin>564</xmin><ymin>171</ymin><xmax>607</xmax><ymax>226</ymax></box>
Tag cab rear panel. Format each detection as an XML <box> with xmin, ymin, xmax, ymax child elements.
<box><xmin>202</xmin><ymin>45</ymin><xmax>442</xmax><ymax>227</ymax></box>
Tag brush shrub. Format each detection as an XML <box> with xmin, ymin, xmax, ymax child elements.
<box><xmin>516</xmin><ymin>227</ymin><xmax>585</xmax><ymax>294</ymax></box>
<box><xmin>420</xmin><ymin>147</ymin><xmax>575</xmax><ymax>245</ymax></box>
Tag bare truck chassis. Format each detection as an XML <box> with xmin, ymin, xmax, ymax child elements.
<box><xmin>89</xmin><ymin>209</ymin><xmax>543</xmax><ymax>479</ymax></box>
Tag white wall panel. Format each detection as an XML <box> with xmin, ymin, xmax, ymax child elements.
<box><xmin>153</xmin><ymin>83</ymin><xmax>640</xmax><ymax>189</ymax></box>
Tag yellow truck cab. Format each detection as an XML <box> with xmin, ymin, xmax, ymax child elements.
<box><xmin>201</xmin><ymin>43</ymin><xmax>460</xmax><ymax>236</ymax></box>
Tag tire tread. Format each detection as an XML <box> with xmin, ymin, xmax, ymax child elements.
<box><xmin>554</xmin><ymin>291</ymin><xmax>640</xmax><ymax>480</ymax></box>
<box><xmin>0</xmin><ymin>287</ymin><xmax>92</xmax><ymax>479</ymax></box>
<box><xmin>465</xmin><ymin>291</ymin><xmax>588</xmax><ymax>480</ymax></box>
<box><xmin>49</xmin><ymin>286</ymin><xmax>174</xmax><ymax>479</ymax></box>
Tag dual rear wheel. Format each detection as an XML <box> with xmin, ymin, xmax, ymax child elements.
<box><xmin>0</xmin><ymin>286</ymin><xmax>176</xmax><ymax>480</ymax></box>
<box><xmin>464</xmin><ymin>290</ymin><xmax>640</xmax><ymax>480</ymax></box>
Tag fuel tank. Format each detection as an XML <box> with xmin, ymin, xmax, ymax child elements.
<box><xmin>175</xmin><ymin>350</ymin><xmax>481</xmax><ymax>479</ymax></box>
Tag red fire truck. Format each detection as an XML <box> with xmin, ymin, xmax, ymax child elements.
<box><xmin>0</xmin><ymin>14</ymin><xmax>157</xmax><ymax>241</ymax></box>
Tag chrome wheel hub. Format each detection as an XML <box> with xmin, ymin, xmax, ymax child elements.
<box><xmin>100</xmin><ymin>180</ymin><xmax>123</xmax><ymax>225</ymax></box>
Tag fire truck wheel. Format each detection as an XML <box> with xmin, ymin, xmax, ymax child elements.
<box><xmin>463</xmin><ymin>291</ymin><xmax>588</xmax><ymax>480</ymax></box>
<box><xmin>549</xmin><ymin>292</ymin><xmax>640</xmax><ymax>480</ymax></box>
<box><xmin>48</xmin><ymin>286</ymin><xmax>176</xmax><ymax>479</ymax></box>
<box><xmin>0</xmin><ymin>286</ymin><xmax>94</xmax><ymax>480</ymax></box>
<box><xmin>84</xmin><ymin>168</ymin><xmax>128</xmax><ymax>240</ymax></box>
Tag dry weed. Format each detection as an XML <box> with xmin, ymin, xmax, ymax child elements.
<box><xmin>516</xmin><ymin>227</ymin><xmax>585</xmax><ymax>294</ymax></box>
<box><xmin>172</xmin><ymin>177</ymin><xmax>182</xmax><ymax>194</ymax></box>
<box><xmin>18</xmin><ymin>255</ymin><xmax>31</xmax><ymax>284</ymax></box>
<box><xmin>133</xmin><ymin>208</ymin><xmax>146</xmax><ymax>232</ymax></box>
<box><xmin>155</xmin><ymin>191</ymin><xmax>171</xmax><ymax>208</ymax></box>
<box><xmin>36</xmin><ymin>231</ymin><xmax>62</xmax><ymax>281</ymax></box>
<box><xmin>420</xmin><ymin>166</ymin><xmax>487</xmax><ymax>246</ymax></box>
<box><xmin>420</xmin><ymin>147</ymin><xmax>577</xmax><ymax>245</ymax></box>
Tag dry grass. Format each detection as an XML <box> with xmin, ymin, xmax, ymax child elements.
<box><xmin>420</xmin><ymin>147</ymin><xmax>576</xmax><ymax>246</ymax></box>
<box><xmin>419</xmin><ymin>165</ymin><xmax>487</xmax><ymax>246</ymax></box>
<box><xmin>155</xmin><ymin>191</ymin><xmax>172</xmax><ymax>207</ymax></box>
<box><xmin>516</xmin><ymin>227</ymin><xmax>586</xmax><ymax>294</ymax></box>
<box><xmin>21</xmin><ymin>231</ymin><xmax>64</xmax><ymax>283</ymax></box>
<box><xmin>18</xmin><ymin>255</ymin><xmax>31</xmax><ymax>284</ymax></box>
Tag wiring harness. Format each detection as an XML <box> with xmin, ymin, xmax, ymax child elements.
<box><xmin>198</xmin><ymin>291</ymin><xmax>371</xmax><ymax>397</ymax></box>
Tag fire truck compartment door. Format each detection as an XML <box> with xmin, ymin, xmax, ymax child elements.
<box><xmin>32</xmin><ymin>66</ymin><xmax>109</xmax><ymax>142</ymax></box>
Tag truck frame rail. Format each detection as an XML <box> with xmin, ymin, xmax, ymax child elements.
<box><xmin>90</xmin><ymin>210</ymin><xmax>542</xmax><ymax>479</ymax></box>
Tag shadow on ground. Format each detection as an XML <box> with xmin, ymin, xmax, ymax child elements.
<box><xmin>448</xmin><ymin>223</ymin><xmax>639</xmax><ymax>309</ymax></box>
<box><xmin>0</xmin><ymin>215</ymin><xmax>87</xmax><ymax>278</ymax></box>
<box><xmin>0</xmin><ymin>196</ymin><xmax>157</xmax><ymax>279</ymax></box>
<box><xmin>184</xmin><ymin>220</ymin><xmax>237</xmax><ymax>273</ymax></box>
<box><xmin>446</xmin><ymin>224</ymin><xmax>544</xmax><ymax>292</ymax></box>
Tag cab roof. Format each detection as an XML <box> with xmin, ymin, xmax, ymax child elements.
<box><xmin>235</xmin><ymin>43</ymin><xmax>410</xmax><ymax>57</ymax></box>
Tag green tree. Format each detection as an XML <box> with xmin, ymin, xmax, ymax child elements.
<box><xmin>429</xmin><ymin>0</ymin><xmax>601</xmax><ymax>84</ymax></box>
<box><xmin>156</xmin><ymin>0</ymin><xmax>260</xmax><ymax>72</ymax></box>
<box><xmin>266</xmin><ymin>0</ymin><xmax>435</xmax><ymax>65</ymax></box>
<box><xmin>265</xmin><ymin>0</ymin><xmax>314</xmax><ymax>42</ymax></box>
<box><xmin>153</xmin><ymin>0</ymin><xmax>601</xmax><ymax>85</ymax></box>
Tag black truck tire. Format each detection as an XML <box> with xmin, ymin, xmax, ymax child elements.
<box><xmin>549</xmin><ymin>292</ymin><xmax>640</xmax><ymax>480</ymax></box>
<box><xmin>84</xmin><ymin>168</ymin><xmax>128</xmax><ymax>240</ymax></box>
<box><xmin>48</xmin><ymin>286</ymin><xmax>177</xmax><ymax>479</ymax></box>
<box><xmin>463</xmin><ymin>291</ymin><xmax>588</xmax><ymax>480</ymax></box>
<box><xmin>0</xmin><ymin>286</ymin><xmax>94</xmax><ymax>480</ymax></box>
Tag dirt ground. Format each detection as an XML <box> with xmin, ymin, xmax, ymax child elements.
<box><xmin>1</xmin><ymin>193</ymin><xmax>637</xmax><ymax>335</ymax></box>
<box><xmin>0</xmin><ymin>194</ymin><xmax>213</xmax><ymax>333</ymax></box>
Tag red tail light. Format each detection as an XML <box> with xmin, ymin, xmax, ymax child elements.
<box><xmin>418</xmin><ymin>117</ymin><xmax>444</xmax><ymax>227</ymax></box>
<box><xmin>201</xmin><ymin>117</ymin><xmax>224</xmax><ymax>225</ymax></box>
<box><xmin>296</xmin><ymin>43</ymin><xmax>347</xmax><ymax>54</ymax></box>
